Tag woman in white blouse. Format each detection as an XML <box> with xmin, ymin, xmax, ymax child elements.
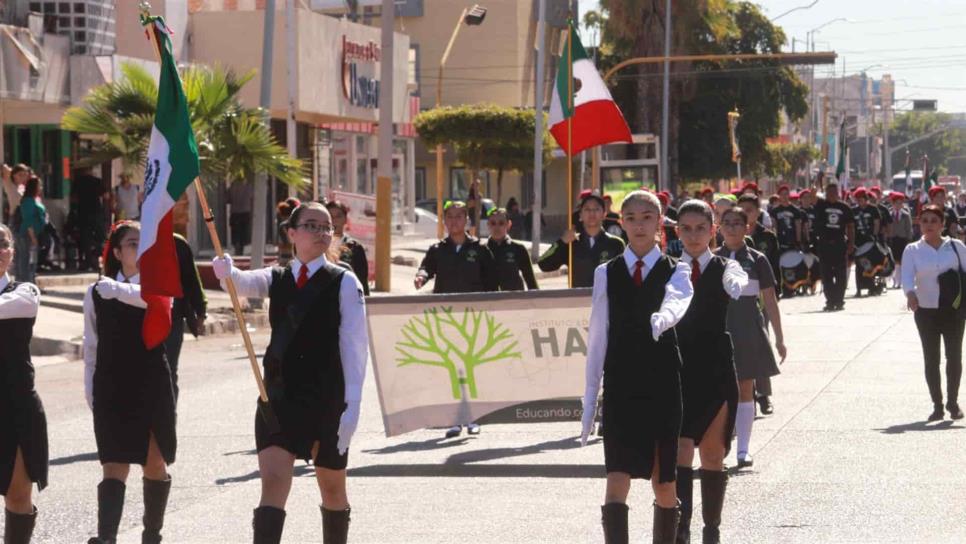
<box><xmin>901</xmin><ymin>205</ymin><xmax>966</xmax><ymax>421</ymax></box>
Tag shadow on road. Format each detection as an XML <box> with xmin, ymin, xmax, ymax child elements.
<box><xmin>361</xmin><ymin>436</ymin><xmax>474</xmax><ymax>454</ymax></box>
<box><xmin>49</xmin><ymin>452</ymin><xmax>99</xmax><ymax>466</ymax></box>
<box><xmin>347</xmin><ymin>463</ymin><xmax>605</xmax><ymax>478</ymax></box>
<box><xmin>876</xmin><ymin>420</ymin><xmax>963</xmax><ymax>434</ymax></box>
<box><xmin>215</xmin><ymin>463</ymin><xmax>314</xmax><ymax>486</ymax></box>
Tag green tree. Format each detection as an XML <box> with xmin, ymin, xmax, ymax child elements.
<box><xmin>762</xmin><ymin>142</ymin><xmax>820</xmax><ymax>180</ymax></box>
<box><xmin>877</xmin><ymin>111</ymin><xmax>966</xmax><ymax>177</ymax></box>
<box><xmin>414</xmin><ymin>104</ymin><xmax>553</xmax><ymax>206</ymax></box>
<box><xmin>61</xmin><ymin>62</ymin><xmax>303</xmax><ymax>187</ymax></box>
<box><xmin>396</xmin><ymin>306</ymin><xmax>523</xmax><ymax>400</ymax></box>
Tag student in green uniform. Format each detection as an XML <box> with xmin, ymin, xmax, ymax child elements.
<box><xmin>538</xmin><ymin>193</ymin><xmax>625</xmax><ymax>287</ymax></box>
<box><xmin>484</xmin><ymin>208</ymin><xmax>538</xmax><ymax>291</ymax></box>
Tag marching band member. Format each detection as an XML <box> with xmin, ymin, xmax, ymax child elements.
<box><xmin>0</xmin><ymin>223</ymin><xmax>47</xmax><ymax>544</ymax></box>
<box><xmin>889</xmin><ymin>193</ymin><xmax>914</xmax><ymax>289</ymax></box>
<box><xmin>581</xmin><ymin>190</ymin><xmax>694</xmax><ymax>543</ymax></box>
<box><xmin>484</xmin><ymin>207</ymin><xmax>539</xmax><ymax>291</ymax></box>
<box><xmin>212</xmin><ymin>202</ymin><xmax>368</xmax><ymax>544</ymax></box>
<box><xmin>539</xmin><ymin>192</ymin><xmax>625</xmax><ymax>288</ymax></box>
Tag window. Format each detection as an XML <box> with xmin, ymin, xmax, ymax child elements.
<box><xmin>74</xmin><ymin>30</ymin><xmax>86</xmax><ymax>41</ymax></box>
<box><xmin>415</xmin><ymin>167</ymin><xmax>426</xmax><ymax>201</ymax></box>
<box><xmin>74</xmin><ymin>16</ymin><xmax>85</xmax><ymax>27</ymax></box>
<box><xmin>58</xmin><ymin>2</ymin><xmax>70</xmax><ymax>13</ymax></box>
<box><xmin>30</xmin><ymin>3</ymin><xmax>42</xmax><ymax>12</ymax></box>
<box><xmin>58</xmin><ymin>16</ymin><xmax>69</xmax><ymax>28</ymax></box>
<box><xmin>73</xmin><ymin>2</ymin><xmax>85</xmax><ymax>13</ymax></box>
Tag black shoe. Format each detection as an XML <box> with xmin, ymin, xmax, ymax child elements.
<box><xmin>94</xmin><ymin>479</ymin><xmax>126</xmax><ymax>544</ymax></box>
<box><xmin>142</xmin><ymin>476</ymin><xmax>172</xmax><ymax>544</ymax></box>
<box><xmin>596</xmin><ymin>421</ymin><xmax>605</xmax><ymax>437</ymax></box>
<box><xmin>444</xmin><ymin>426</ymin><xmax>462</xmax><ymax>438</ymax></box>
<box><xmin>699</xmin><ymin>469</ymin><xmax>728</xmax><ymax>544</ymax></box>
<box><xmin>253</xmin><ymin>506</ymin><xmax>286</xmax><ymax>544</ymax></box>
<box><xmin>947</xmin><ymin>403</ymin><xmax>964</xmax><ymax>420</ymax></box>
<box><xmin>675</xmin><ymin>467</ymin><xmax>694</xmax><ymax>544</ymax></box>
<box><xmin>653</xmin><ymin>502</ymin><xmax>681</xmax><ymax>544</ymax></box>
<box><xmin>835</xmin><ymin>303</ymin><xmax>845</xmax><ymax>311</ymax></box>
<box><xmin>855</xmin><ymin>291</ymin><xmax>863</xmax><ymax>298</ymax></box>
<box><xmin>736</xmin><ymin>453</ymin><xmax>754</xmax><ymax>468</ymax></box>
<box><xmin>5</xmin><ymin>507</ymin><xmax>37</xmax><ymax>544</ymax></box>
<box><xmin>467</xmin><ymin>423</ymin><xmax>481</xmax><ymax>435</ymax></box>
<box><xmin>756</xmin><ymin>396</ymin><xmax>774</xmax><ymax>415</ymax></box>
<box><xmin>601</xmin><ymin>503</ymin><xmax>629</xmax><ymax>544</ymax></box>
<box><xmin>928</xmin><ymin>405</ymin><xmax>945</xmax><ymax>422</ymax></box>
<box><xmin>321</xmin><ymin>506</ymin><xmax>351</xmax><ymax>544</ymax></box>
<box><xmin>823</xmin><ymin>304</ymin><xmax>834</xmax><ymax>312</ymax></box>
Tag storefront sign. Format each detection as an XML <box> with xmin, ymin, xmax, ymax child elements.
<box><xmin>366</xmin><ymin>289</ymin><xmax>592</xmax><ymax>437</ymax></box>
<box><xmin>341</xmin><ymin>36</ymin><xmax>381</xmax><ymax>109</ymax></box>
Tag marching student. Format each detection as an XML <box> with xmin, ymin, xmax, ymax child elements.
<box><xmin>673</xmin><ymin>201</ymin><xmax>747</xmax><ymax>544</ymax></box>
<box><xmin>813</xmin><ymin>182</ymin><xmax>855</xmax><ymax>312</ymax></box>
<box><xmin>538</xmin><ymin>192</ymin><xmax>625</xmax><ymax>287</ymax></box>
<box><xmin>326</xmin><ymin>200</ymin><xmax>370</xmax><ymax>296</ymax></box>
<box><xmin>211</xmin><ymin>201</ymin><xmax>368</xmax><ymax>544</ymax></box>
<box><xmin>484</xmin><ymin>207</ymin><xmax>539</xmax><ymax>291</ymax></box>
<box><xmin>851</xmin><ymin>188</ymin><xmax>882</xmax><ymax>297</ymax></box>
<box><xmin>715</xmin><ymin>208</ymin><xmax>787</xmax><ymax>469</ymax></box>
<box><xmin>902</xmin><ymin>205</ymin><xmax>966</xmax><ymax>421</ymax></box>
<box><xmin>0</xmin><ymin>222</ymin><xmax>47</xmax><ymax>544</ymax></box>
<box><xmin>889</xmin><ymin>192</ymin><xmax>914</xmax><ymax>289</ymax></box>
<box><xmin>82</xmin><ymin>221</ymin><xmax>177</xmax><ymax>544</ymax></box>
<box><xmin>415</xmin><ymin>200</ymin><xmax>498</xmax><ymax>438</ymax></box>
<box><xmin>580</xmin><ymin>190</ymin><xmax>694</xmax><ymax>544</ymax></box>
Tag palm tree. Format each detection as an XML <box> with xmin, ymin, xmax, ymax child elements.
<box><xmin>61</xmin><ymin>62</ymin><xmax>304</xmax><ymax>187</ymax></box>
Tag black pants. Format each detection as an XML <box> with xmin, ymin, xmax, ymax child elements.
<box><xmin>819</xmin><ymin>243</ymin><xmax>848</xmax><ymax>306</ymax></box>
<box><xmin>913</xmin><ymin>308</ymin><xmax>965</xmax><ymax>406</ymax></box>
<box><xmin>163</xmin><ymin>317</ymin><xmax>185</xmax><ymax>402</ymax></box>
<box><xmin>230</xmin><ymin>212</ymin><xmax>251</xmax><ymax>256</ymax></box>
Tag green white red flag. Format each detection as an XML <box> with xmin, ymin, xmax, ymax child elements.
<box><xmin>137</xmin><ymin>16</ymin><xmax>199</xmax><ymax>349</ymax></box>
<box><xmin>548</xmin><ymin>22</ymin><xmax>632</xmax><ymax>156</ymax></box>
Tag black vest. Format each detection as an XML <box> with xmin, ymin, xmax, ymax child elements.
<box><xmin>266</xmin><ymin>263</ymin><xmax>346</xmax><ymax>407</ymax></box>
<box><xmin>0</xmin><ymin>281</ymin><xmax>36</xmax><ymax>396</ymax></box>
<box><xmin>676</xmin><ymin>257</ymin><xmax>734</xmax><ymax>371</ymax></box>
<box><xmin>92</xmin><ymin>287</ymin><xmax>167</xmax><ymax>376</ymax></box>
<box><xmin>603</xmin><ymin>254</ymin><xmax>681</xmax><ymax>398</ymax></box>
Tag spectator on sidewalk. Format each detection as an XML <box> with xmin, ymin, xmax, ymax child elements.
<box><xmin>228</xmin><ymin>181</ymin><xmax>253</xmax><ymax>257</ymax></box>
<box><xmin>1</xmin><ymin>164</ymin><xmax>30</xmax><ymax>224</ymax></box>
<box><xmin>326</xmin><ymin>200</ymin><xmax>370</xmax><ymax>296</ymax></box>
<box><xmin>112</xmin><ymin>174</ymin><xmax>142</xmax><ymax>221</ymax></box>
<box><xmin>15</xmin><ymin>177</ymin><xmax>46</xmax><ymax>284</ymax></box>
<box><xmin>902</xmin><ymin>205</ymin><xmax>966</xmax><ymax>422</ymax></box>
<box><xmin>505</xmin><ymin>197</ymin><xmax>525</xmax><ymax>240</ymax></box>
<box><xmin>72</xmin><ymin>167</ymin><xmax>109</xmax><ymax>272</ymax></box>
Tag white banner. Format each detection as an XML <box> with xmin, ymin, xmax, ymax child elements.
<box><xmin>366</xmin><ymin>290</ymin><xmax>593</xmax><ymax>437</ymax></box>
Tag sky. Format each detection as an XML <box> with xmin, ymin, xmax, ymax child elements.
<box><xmin>578</xmin><ymin>0</ymin><xmax>966</xmax><ymax>113</ymax></box>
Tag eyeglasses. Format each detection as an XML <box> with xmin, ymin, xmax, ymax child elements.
<box><xmin>296</xmin><ymin>223</ymin><xmax>333</xmax><ymax>235</ymax></box>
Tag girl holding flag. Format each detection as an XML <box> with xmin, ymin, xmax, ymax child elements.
<box><xmin>1</xmin><ymin>222</ymin><xmax>48</xmax><ymax>544</ymax></box>
<box><xmin>212</xmin><ymin>201</ymin><xmax>368</xmax><ymax>544</ymax></box>
<box><xmin>82</xmin><ymin>221</ymin><xmax>177</xmax><ymax>544</ymax></box>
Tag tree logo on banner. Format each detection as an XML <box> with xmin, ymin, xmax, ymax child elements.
<box><xmin>395</xmin><ymin>306</ymin><xmax>522</xmax><ymax>400</ymax></box>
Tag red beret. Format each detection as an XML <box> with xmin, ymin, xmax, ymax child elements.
<box><xmin>701</xmin><ymin>186</ymin><xmax>714</xmax><ymax>195</ymax></box>
<box><xmin>853</xmin><ymin>188</ymin><xmax>869</xmax><ymax>199</ymax></box>
<box><xmin>602</xmin><ymin>194</ymin><xmax>613</xmax><ymax>202</ymax></box>
<box><xmin>790</xmin><ymin>191</ymin><xmax>800</xmax><ymax>200</ymax></box>
<box><xmin>799</xmin><ymin>189</ymin><xmax>812</xmax><ymax>197</ymax></box>
<box><xmin>778</xmin><ymin>184</ymin><xmax>791</xmax><ymax>193</ymax></box>
<box><xmin>889</xmin><ymin>192</ymin><xmax>906</xmax><ymax>201</ymax></box>
<box><xmin>741</xmin><ymin>182</ymin><xmax>760</xmax><ymax>194</ymax></box>
<box><xmin>869</xmin><ymin>186</ymin><xmax>882</xmax><ymax>194</ymax></box>
<box><xmin>656</xmin><ymin>192</ymin><xmax>670</xmax><ymax>205</ymax></box>
<box><xmin>579</xmin><ymin>189</ymin><xmax>593</xmax><ymax>200</ymax></box>
<box><xmin>929</xmin><ymin>185</ymin><xmax>946</xmax><ymax>197</ymax></box>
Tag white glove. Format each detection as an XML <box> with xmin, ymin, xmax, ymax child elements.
<box><xmin>212</xmin><ymin>254</ymin><xmax>234</xmax><ymax>280</ymax></box>
<box><xmin>336</xmin><ymin>401</ymin><xmax>361</xmax><ymax>455</ymax></box>
<box><xmin>580</xmin><ymin>392</ymin><xmax>597</xmax><ymax>446</ymax></box>
<box><xmin>95</xmin><ymin>278</ymin><xmax>122</xmax><ymax>300</ymax></box>
<box><xmin>650</xmin><ymin>313</ymin><xmax>668</xmax><ymax>342</ymax></box>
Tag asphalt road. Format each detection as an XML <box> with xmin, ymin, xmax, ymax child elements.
<box><xmin>15</xmin><ymin>280</ymin><xmax>966</xmax><ymax>543</ymax></box>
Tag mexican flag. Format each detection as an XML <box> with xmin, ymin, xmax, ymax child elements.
<box><xmin>137</xmin><ymin>16</ymin><xmax>200</xmax><ymax>349</ymax></box>
<box><xmin>548</xmin><ymin>22</ymin><xmax>632</xmax><ymax>156</ymax></box>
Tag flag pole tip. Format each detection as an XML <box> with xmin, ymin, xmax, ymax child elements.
<box><xmin>139</xmin><ymin>1</ymin><xmax>152</xmax><ymax>17</ymax></box>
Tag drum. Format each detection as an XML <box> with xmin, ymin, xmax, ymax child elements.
<box><xmin>855</xmin><ymin>241</ymin><xmax>889</xmax><ymax>279</ymax></box>
<box><xmin>803</xmin><ymin>252</ymin><xmax>821</xmax><ymax>287</ymax></box>
<box><xmin>779</xmin><ymin>250</ymin><xmax>809</xmax><ymax>291</ymax></box>
<box><xmin>876</xmin><ymin>243</ymin><xmax>896</xmax><ymax>277</ymax></box>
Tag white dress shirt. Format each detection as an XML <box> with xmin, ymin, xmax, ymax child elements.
<box><xmin>225</xmin><ymin>254</ymin><xmax>369</xmax><ymax>403</ymax></box>
<box><xmin>0</xmin><ymin>272</ymin><xmax>40</xmax><ymax>320</ymax></box>
<box><xmin>583</xmin><ymin>246</ymin><xmax>694</xmax><ymax>408</ymax></box>
<box><xmin>82</xmin><ymin>273</ymin><xmax>149</xmax><ymax>408</ymax></box>
<box><xmin>681</xmin><ymin>249</ymin><xmax>748</xmax><ymax>301</ymax></box>
<box><xmin>901</xmin><ymin>237</ymin><xmax>966</xmax><ymax>309</ymax></box>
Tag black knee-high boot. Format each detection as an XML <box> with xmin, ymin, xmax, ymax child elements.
<box><xmin>4</xmin><ymin>507</ymin><xmax>37</xmax><ymax>544</ymax></box>
<box><xmin>321</xmin><ymin>506</ymin><xmax>351</xmax><ymax>544</ymax></box>
<box><xmin>88</xmin><ymin>479</ymin><xmax>126</xmax><ymax>544</ymax></box>
<box><xmin>676</xmin><ymin>467</ymin><xmax>694</xmax><ymax>544</ymax></box>
<box><xmin>699</xmin><ymin>469</ymin><xmax>728</xmax><ymax>544</ymax></box>
<box><xmin>652</xmin><ymin>502</ymin><xmax>681</xmax><ymax>544</ymax></box>
<box><xmin>600</xmin><ymin>503</ymin><xmax>629</xmax><ymax>544</ymax></box>
<box><xmin>252</xmin><ymin>506</ymin><xmax>286</xmax><ymax>544</ymax></box>
<box><xmin>142</xmin><ymin>476</ymin><xmax>172</xmax><ymax>544</ymax></box>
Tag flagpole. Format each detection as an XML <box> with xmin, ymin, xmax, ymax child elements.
<box><xmin>566</xmin><ymin>19</ymin><xmax>574</xmax><ymax>289</ymax></box>
<box><xmin>140</xmin><ymin>4</ymin><xmax>270</xmax><ymax>407</ymax></box>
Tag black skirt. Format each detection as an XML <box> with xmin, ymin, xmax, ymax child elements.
<box><xmin>602</xmin><ymin>359</ymin><xmax>682</xmax><ymax>483</ymax></box>
<box><xmin>254</xmin><ymin>393</ymin><xmax>348</xmax><ymax>470</ymax></box>
<box><xmin>0</xmin><ymin>392</ymin><xmax>48</xmax><ymax>493</ymax></box>
<box><xmin>679</xmin><ymin>353</ymin><xmax>738</xmax><ymax>456</ymax></box>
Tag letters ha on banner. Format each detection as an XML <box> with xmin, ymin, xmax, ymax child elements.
<box><xmin>366</xmin><ymin>289</ymin><xmax>593</xmax><ymax>437</ymax></box>
<box><xmin>328</xmin><ymin>190</ymin><xmax>375</xmax><ymax>282</ymax></box>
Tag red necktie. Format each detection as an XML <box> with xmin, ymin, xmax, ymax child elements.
<box><xmin>633</xmin><ymin>259</ymin><xmax>644</xmax><ymax>287</ymax></box>
<box><xmin>296</xmin><ymin>265</ymin><xmax>310</xmax><ymax>289</ymax></box>
<box><xmin>691</xmin><ymin>260</ymin><xmax>701</xmax><ymax>286</ymax></box>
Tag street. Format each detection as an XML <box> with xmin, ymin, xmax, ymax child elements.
<box><xmin>22</xmin><ymin>283</ymin><xmax>966</xmax><ymax>543</ymax></box>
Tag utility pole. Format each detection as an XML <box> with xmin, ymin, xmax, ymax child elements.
<box><xmin>249</xmin><ymin>0</ymin><xmax>276</xmax><ymax>301</ymax></box>
<box><xmin>531</xmin><ymin>0</ymin><xmax>546</xmax><ymax>260</ymax></box>
<box><xmin>883</xmin><ymin>103</ymin><xmax>892</xmax><ymax>184</ymax></box>
<box><xmin>821</xmin><ymin>94</ymin><xmax>830</xmax><ymax>165</ymax></box>
<box><xmin>660</xmin><ymin>0</ymin><xmax>671</xmax><ymax>192</ymax></box>
<box><xmin>285</xmin><ymin>0</ymin><xmax>298</xmax><ymax>197</ymax></box>
<box><xmin>375</xmin><ymin>0</ymin><xmax>394</xmax><ymax>291</ymax></box>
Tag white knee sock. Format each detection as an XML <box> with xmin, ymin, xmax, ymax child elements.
<box><xmin>736</xmin><ymin>402</ymin><xmax>755</xmax><ymax>457</ymax></box>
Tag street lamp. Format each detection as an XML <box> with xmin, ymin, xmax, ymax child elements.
<box><xmin>807</xmin><ymin>18</ymin><xmax>848</xmax><ymax>51</ymax></box>
<box><xmin>771</xmin><ymin>0</ymin><xmax>819</xmax><ymax>22</ymax></box>
<box><xmin>434</xmin><ymin>4</ymin><xmax>487</xmax><ymax>238</ymax></box>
